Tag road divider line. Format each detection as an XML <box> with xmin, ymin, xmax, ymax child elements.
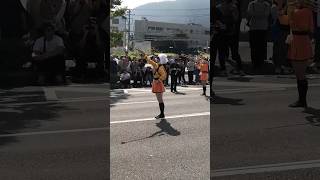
<box><xmin>215</xmin><ymin>87</ymin><xmax>286</xmax><ymax>94</ymax></box>
<box><xmin>43</xmin><ymin>87</ymin><xmax>58</xmax><ymax>101</ymax></box>
<box><xmin>111</xmin><ymin>112</ymin><xmax>210</xmax><ymax>124</ymax></box>
<box><xmin>211</xmin><ymin>159</ymin><xmax>320</xmax><ymax>177</ymax></box>
<box><xmin>0</xmin><ymin>127</ymin><xmax>108</xmax><ymax>138</ymax></box>
<box><xmin>112</xmin><ymin>100</ymin><xmax>157</xmax><ymax>105</ymax></box>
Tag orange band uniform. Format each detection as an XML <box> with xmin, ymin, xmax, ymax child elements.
<box><xmin>287</xmin><ymin>4</ymin><xmax>314</xmax><ymax>61</ymax></box>
<box><xmin>199</xmin><ymin>63</ymin><xmax>209</xmax><ymax>81</ymax></box>
<box><xmin>145</xmin><ymin>55</ymin><xmax>167</xmax><ymax>93</ymax></box>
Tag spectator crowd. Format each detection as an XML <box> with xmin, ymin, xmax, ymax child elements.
<box><xmin>110</xmin><ymin>54</ymin><xmax>210</xmax><ymax>90</ymax></box>
<box><xmin>213</xmin><ymin>0</ymin><xmax>319</xmax><ymax>76</ymax></box>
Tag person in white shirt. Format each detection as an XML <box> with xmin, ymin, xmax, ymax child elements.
<box><xmin>32</xmin><ymin>22</ymin><xmax>65</xmax><ymax>85</ymax></box>
<box><xmin>247</xmin><ymin>0</ymin><xmax>271</xmax><ymax>74</ymax></box>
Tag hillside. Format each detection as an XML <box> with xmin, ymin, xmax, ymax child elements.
<box><xmin>132</xmin><ymin>0</ymin><xmax>210</xmax><ymax>28</ymax></box>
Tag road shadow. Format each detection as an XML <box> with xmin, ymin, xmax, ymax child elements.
<box><xmin>302</xmin><ymin>107</ymin><xmax>320</xmax><ymax>127</ymax></box>
<box><xmin>0</xmin><ymin>102</ymin><xmax>70</xmax><ymax>147</ymax></box>
<box><xmin>174</xmin><ymin>91</ymin><xmax>186</xmax><ymax>95</ymax></box>
<box><xmin>110</xmin><ymin>89</ymin><xmax>130</xmax><ymax>108</ymax></box>
<box><xmin>227</xmin><ymin>76</ymin><xmax>253</xmax><ymax>82</ymax></box>
<box><xmin>213</xmin><ymin>61</ymin><xmax>287</xmax><ymax>76</ymax></box>
<box><xmin>265</xmin><ymin>107</ymin><xmax>320</xmax><ymax>130</ymax></box>
<box><xmin>211</xmin><ymin>95</ymin><xmax>244</xmax><ymax>106</ymax></box>
<box><xmin>0</xmin><ymin>87</ymin><xmax>77</xmax><ymax>146</ymax></box>
<box><xmin>121</xmin><ymin>119</ymin><xmax>180</xmax><ymax>144</ymax></box>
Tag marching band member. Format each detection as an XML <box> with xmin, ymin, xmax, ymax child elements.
<box><xmin>287</xmin><ymin>0</ymin><xmax>315</xmax><ymax>108</ymax></box>
<box><xmin>138</xmin><ymin>50</ymin><xmax>168</xmax><ymax>119</ymax></box>
<box><xmin>198</xmin><ymin>56</ymin><xmax>209</xmax><ymax>96</ymax></box>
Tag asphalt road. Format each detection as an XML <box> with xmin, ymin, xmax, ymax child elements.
<box><xmin>110</xmin><ymin>85</ymin><xmax>210</xmax><ymax>179</ymax></box>
<box><xmin>0</xmin><ymin>83</ymin><xmax>109</xmax><ymax>180</ymax></box>
<box><xmin>212</xmin><ymin>75</ymin><xmax>320</xmax><ymax>180</ymax></box>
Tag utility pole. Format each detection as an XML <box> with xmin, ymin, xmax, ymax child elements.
<box><xmin>127</xmin><ymin>9</ymin><xmax>132</xmax><ymax>51</ymax></box>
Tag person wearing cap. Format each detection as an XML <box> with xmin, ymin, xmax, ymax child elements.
<box><xmin>32</xmin><ymin>22</ymin><xmax>65</xmax><ymax>85</ymax></box>
<box><xmin>198</xmin><ymin>57</ymin><xmax>209</xmax><ymax>96</ymax></box>
<box><xmin>287</xmin><ymin>0</ymin><xmax>315</xmax><ymax>108</ymax></box>
<box><xmin>140</xmin><ymin>51</ymin><xmax>168</xmax><ymax>119</ymax></box>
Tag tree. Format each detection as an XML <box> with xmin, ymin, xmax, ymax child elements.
<box><xmin>110</xmin><ymin>0</ymin><xmax>126</xmax><ymax>17</ymax></box>
<box><xmin>110</xmin><ymin>0</ymin><xmax>127</xmax><ymax>47</ymax></box>
<box><xmin>110</xmin><ymin>31</ymin><xmax>123</xmax><ymax>47</ymax></box>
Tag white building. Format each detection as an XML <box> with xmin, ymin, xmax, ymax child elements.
<box><xmin>134</xmin><ymin>20</ymin><xmax>209</xmax><ymax>52</ymax></box>
<box><xmin>110</xmin><ymin>16</ymin><xmax>127</xmax><ymax>47</ymax></box>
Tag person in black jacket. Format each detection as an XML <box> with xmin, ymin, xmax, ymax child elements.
<box><xmin>170</xmin><ymin>59</ymin><xmax>180</xmax><ymax>93</ymax></box>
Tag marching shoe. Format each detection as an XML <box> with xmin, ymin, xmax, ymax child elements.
<box><xmin>155</xmin><ymin>114</ymin><xmax>165</xmax><ymax>119</ymax></box>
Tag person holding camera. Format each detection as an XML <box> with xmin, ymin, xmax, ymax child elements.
<box><xmin>76</xmin><ymin>17</ymin><xmax>104</xmax><ymax>80</ymax></box>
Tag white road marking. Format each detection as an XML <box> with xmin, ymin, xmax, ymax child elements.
<box><xmin>0</xmin><ymin>108</ymin><xmax>23</xmax><ymax>113</ymax></box>
<box><xmin>111</xmin><ymin>112</ymin><xmax>210</xmax><ymax>124</ymax></box>
<box><xmin>0</xmin><ymin>127</ymin><xmax>108</xmax><ymax>138</ymax></box>
<box><xmin>0</xmin><ymin>94</ymin><xmax>41</xmax><ymax>98</ymax></box>
<box><xmin>212</xmin><ymin>159</ymin><xmax>320</xmax><ymax>177</ymax></box>
<box><xmin>111</xmin><ymin>92</ymin><xmax>211</xmax><ymax>106</ymax></box>
<box><xmin>215</xmin><ymin>87</ymin><xmax>287</xmax><ymax>94</ymax></box>
<box><xmin>112</xmin><ymin>100</ymin><xmax>157</xmax><ymax>105</ymax></box>
<box><xmin>42</xmin><ymin>87</ymin><xmax>58</xmax><ymax>101</ymax></box>
<box><xmin>49</xmin><ymin>87</ymin><xmax>107</xmax><ymax>93</ymax></box>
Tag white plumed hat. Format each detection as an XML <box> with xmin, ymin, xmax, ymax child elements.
<box><xmin>158</xmin><ymin>53</ymin><xmax>168</xmax><ymax>64</ymax></box>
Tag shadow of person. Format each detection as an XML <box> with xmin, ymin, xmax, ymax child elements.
<box><xmin>155</xmin><ymin>119</ymin><xmax>180</xmax><ymax>136</ymax></box>
<box><xmin>174</xmin><ymin>91</ymin><xmax>186</xmax><ymax>95</ymax></box>
<box><xmin>302</xmin><ymin>107</ymin><xmax>320</xmax><ymax>126</ymax></box>
<box><xmin>121</xmin><ymin>119</ymin><xmax>180</xmax><ymax>144</ymax></box>
<box><xmin>211</xmin><ymin>95</ymin><xmax>244</xmax><ymax>105</ymax></box>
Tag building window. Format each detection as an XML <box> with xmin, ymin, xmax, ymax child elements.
<box><xmin>190</xmin><ymin>30</ymin><xmax>193</xmax><ymax>34</ymax></box>
<box><xmin>156</xmin><ymin>27</ymin><xmax>163</xmax><ymax>31</ymax></box>
<box><xmin>148</xmin><ymin>26</ymin><xmax>156</xmax><ymax>31</ymax></box>
<box><xmin>112</xmin><ymin>19</ymin><xmax>119</xmax><ymax>24</ymax></box>
<box><xmin>111</xmin><ymin>26</ymin><xmax>119</xmax><ymax>32</ymax></box>
<box><xmin>205</xmin><ymin>30</ymin><xmax>210</xmax><ymax>35</ymax></box>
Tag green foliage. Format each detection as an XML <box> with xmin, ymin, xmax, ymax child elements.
<box><xmin>110</xmin><ymin>31</ymin><xmax>123</xmax><ymax>47</ymax></box>
<box><xmin>110</xmin><ymin>0</ymin><xmax>126</xmax><ymax>47</ymax></box>
<box><xmin>111</xmin><ymin>0</ymin><xmax>122</xmax><ymax>8</ymax></box>
<box><xmin>110</xmin><ymin>0</ymin><xmax>126</xmax><ymax>17</ymax></box>
<box><xmin>111</xmin><ymin>8</ymin><xmax>127</xmax><ymax>17</ymax></box>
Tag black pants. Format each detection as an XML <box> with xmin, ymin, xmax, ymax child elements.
<box><xmin>165</xmin><ymin>71</ymin><xmax>169</xmax><ymax>86</ymax></box>
<box><xmin>180</xmin><ymin>70</ymin><xmax>186</xmax><ymax>83</ymax></box>
<box><xmin>188</xmin><ymin>71</ymin><xmax>194</xmax><ymax>83</ymax></box>
<box><xmin>213</xmin><ymin>34</ymin><xmax>226</xmax><ymax>71</ymax></box>
<box><xmin>315</xmin><ymin>27</ymin><xmax>320</xmax><ymax>64</ymax></box>
<box><xmin>249</xmin><ymin>30</ymin><xmax>268</xmax><ymax>69</ymax></box>
<box><xmin>226</xmin><ymin>34</ymin><xmax>243</xmax><ymax>70</ymax></box>
<box><xmin>33</xmin><ymin>55</ymin><xmax>65</xmax><ymax>79</ymax></box>
<box><xmin>133</xmin><ymin>74</ymin><xmax>142</xmax><ymax>87</ymax></box>
<box><xmin>171</xmin><ymin>75</ymin><xmax>177</xmax><ymax>92</ymax></box>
